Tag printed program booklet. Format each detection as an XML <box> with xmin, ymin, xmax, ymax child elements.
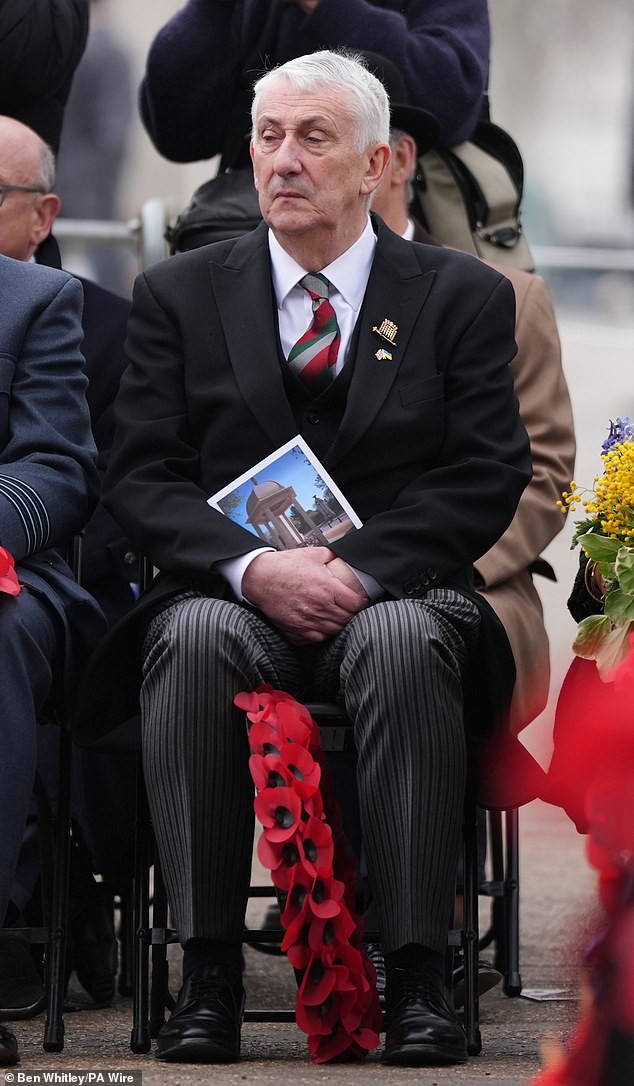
<box><xmin>208</xmin><ymin>435</ymin><xmax>361</xmax><ymax>550</ymax></box>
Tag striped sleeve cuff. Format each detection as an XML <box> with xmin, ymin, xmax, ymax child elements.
<box><xmin>0</xmin><ymin>474</ymin><xmax>50</xmax><ymax>552</ymax></box>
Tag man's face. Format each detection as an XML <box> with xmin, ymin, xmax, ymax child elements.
<box><xmin>0</xmin><ymin>181</ymin><xmax>45</xmax><ymax>260</ymax></box>
<box><xmin>0</xmin><ymin>120</ymin><xmax>56</xmax><ymax>261</ymax></box>
<box><xmin>250</xmin><ymin>77</ymin><xmax>387</xmax><ymax>257</ymax></box>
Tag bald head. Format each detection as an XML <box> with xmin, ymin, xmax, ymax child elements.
<box><xmin>0</xmin><ymin>116</ymin><xmax>60</xmax><ymax>261</ymax></box>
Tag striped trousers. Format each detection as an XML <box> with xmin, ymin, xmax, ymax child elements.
<box><xmin>141</xmin><ymin>589</ymin><xmax>480</xmax><ymax>955</ymax></box>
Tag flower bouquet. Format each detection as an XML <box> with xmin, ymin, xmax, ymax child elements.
<box><xmin>561</xmin><ymin>417</ymin><xmax>634</xmax><ymax>683</ymax></box>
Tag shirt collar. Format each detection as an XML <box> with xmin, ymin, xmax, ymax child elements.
<box><xmin>268</xmin><ymin>218</ymin><xmax>377</xmax><ymax>310</ymax></box>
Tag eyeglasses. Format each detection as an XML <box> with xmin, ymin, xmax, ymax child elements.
<box><xmin>0</xmin><ymin>183</ymin><xmax>46</xmax><ymax>208</ymax></box>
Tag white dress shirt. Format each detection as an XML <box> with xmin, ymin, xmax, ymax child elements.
<box><xmin>216</xmin><ymin>218</ymin><xmax>383</xmax><ymax>602</ymax></box>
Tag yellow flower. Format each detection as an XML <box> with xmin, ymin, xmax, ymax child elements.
<box><xmin>571</xmin><ymin>438</ymin><xmax>634</xmax><ymax>543</ymax></box>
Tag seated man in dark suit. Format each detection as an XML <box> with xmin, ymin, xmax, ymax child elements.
<box><xmin>0</xmin><ymin>113</ymin><xmax>135</xmax><ymax>1010</ymax></box>
<box><xmin>81</xmin><ymin>50</ymin><xmax>531</xmax><ymax>1066</ymax></box>
<box><xmin>0</xmin><ymin>253</ymin><xmax>105</xmax><ymax>1068</ymax></box>
<box><xmin>0</xmin><ymin>113</ymin><xmax>134</xmax><ymax>626</ymax></box>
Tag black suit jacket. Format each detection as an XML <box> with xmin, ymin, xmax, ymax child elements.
<box><xmin>76</xmin><ymin>219</ymin><xmax>531</xmax><ymax>762</ymax></box>
<box><xmin>37</xmin><ymin>236</ymin><xmax>135</xmax><ymax>621</ymax></box>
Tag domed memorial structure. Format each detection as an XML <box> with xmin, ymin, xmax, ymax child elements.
<box><xmin>245</xmin><ymin>478</ymin><xmax>328</xmax><ymax>548</ymax></box>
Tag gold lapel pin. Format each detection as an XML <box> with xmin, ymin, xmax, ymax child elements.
<box><xmin>372</xmin><ymin>318</ymin><xmax>398</xmax><ymax>346</ymax></box>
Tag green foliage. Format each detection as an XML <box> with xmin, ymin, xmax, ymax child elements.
<box><xmin>578</xmin><ymin>530</ymin><xmax>620</xmax><ymax>562</ymax></box>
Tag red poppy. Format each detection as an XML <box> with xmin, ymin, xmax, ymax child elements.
<box><xmin>308</xmin><ymin>1021</ymin><xmax>368</xmax><ymax>1062</ymax></box>
<box><xmin>0</xmin><ymin>547</ymin><xmax>20</xmax><ymax>597</ymax></box>
<box><xmin>297</xmin><ymin>997</ymin><xmax>340</xmax><ymax>1040</ymax></box>
<box><xmin>299</xmin><ymin>816</ymin><xmax>334</xmax><ymax>878</ymax></box>
<box><xmin>273</xmin><ymin>702</ymin><xmax>313</xmax><ymax>747</ymax></box>
<box><xmin>281</xmin><ymin>904</ymin><xmax>311</xmax><ymax>952</ymax></box>
<box><xmin>329</xmin><ymin>943</ymin><xmax>367</xmax><ymax>985</ymax></box>
<box><xmin>308</xmin><ymin>870</ymin><xmax>345</xmax><ymax>919</ymax></box>
<box><xmin>308</xmin><ymin>911</ymin><xmax>355</xmax><ymax>954</ymax></box>
<box><xmin>298</xmin><ymin>955</ymin><xmax>339</xmax><ymax>1006</ymax></box>
<box><xmin>256</xmin><ymin>832</ymin><xmax>301</xmax><ymax>880</ymax></box>
<box><xmin>233</xmin><ymin>690</ymin><xmax>262</xmax><ymax>714</ymax></box>
<box><xmin>279</xmin><ymin>742</ymin><xmax>321</xmax><ymax>798</ymax></box>
<box><xmin>248</xmin><ymin>720</ymin><xmax>282</xmax><ymax>758</ymax></box>
<box><xmin>286</xmin><ymin>924</ymin><xmax>311</xmax><ymax>971</ymax></box>
<box><xmin>281</xmin><ymin>865</ymin><xmax>313</xmax><ymax>930</ymax></box>
<box><xmin>248</xmin><ymin>752</ymin><xmax>292</xmax><ymax>792</ymax></box>
<box><xmin>302</xmin><ymin>789</ymin><xmax>325</xmax><ymax>820</ymax></box>
<box><xmin>254</xmin><ymin>786</ymin><xmax>302</xmax><ymax>843</ymax></box>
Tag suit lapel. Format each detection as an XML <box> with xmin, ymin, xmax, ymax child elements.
<box><xmin>327</xmin><ymin>223</ymin><xmax>436</xmax><ymax>466</ymax></box>
<box><xmin>209</xmin><ymin>224</ymin><xmax>298</xmax><ymax>448</ymax></box>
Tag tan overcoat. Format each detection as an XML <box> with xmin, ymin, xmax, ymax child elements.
<box><xmin>475</xmin><ymin>266</ymin><xmax>576</xmax><ymax>732</ymax></box>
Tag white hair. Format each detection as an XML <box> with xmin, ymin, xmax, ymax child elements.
<box><xmin>36</xmin><ymin>140</ymin><xmax>56</xmax><ymax>191</ymax></box>
<box><xmin>251</xmin><ymin>49</ymin><xmax>390</xmax><ymax>153</ymax></box>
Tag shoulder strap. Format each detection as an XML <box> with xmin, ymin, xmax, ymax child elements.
<box><xmin>220</xmin><ymin>0</ymin><xmax>289</xmax><ymax>170</ymax></box>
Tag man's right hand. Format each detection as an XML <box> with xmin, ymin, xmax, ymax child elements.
<box><xmin>242</xmin><ymin>547</ymin><xmax>368</xmax><ymax>644</ymax></box>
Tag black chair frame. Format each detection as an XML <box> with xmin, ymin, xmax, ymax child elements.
<box><xmin>0</xmin><ymin>536</ymin><xmax>85</xmax><ymax>1053</ymax></box>
<box><xmin>124</xmin><ymin>702</ymin><xmax>521</xmax><ymax>1059</ymax></box>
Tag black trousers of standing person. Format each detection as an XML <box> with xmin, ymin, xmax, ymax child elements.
<box><xmin>140</xmin><ymin>589</ymin><xmax>481</xmax><ymax>958</ymax></box>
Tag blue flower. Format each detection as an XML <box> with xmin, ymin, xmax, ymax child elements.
<box><xmin>601</xmin><ymin>417</ymin><xmax>634</xmax><ymax>455</ymax></box>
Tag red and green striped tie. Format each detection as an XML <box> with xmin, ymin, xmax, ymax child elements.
<box><xmin>287</xmin><ymin>273</ymin><xmax>341</xmax><ymax>392</ymax></box>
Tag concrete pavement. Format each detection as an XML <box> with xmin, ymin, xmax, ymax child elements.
<box><xmin>9</xmin><ymin>799</ymin><xmax>598</xmax><ymax>1086</ymax></box>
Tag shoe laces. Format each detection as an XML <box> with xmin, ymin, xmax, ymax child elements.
<box><xmin>390</xmin><ymin>969</ymin><xmax>450</xmax><ymax>1015</ymax></box>
<box><xmin>188</xmin><ymin>972</ymin><xmax>239</xmax><ymax>1007</ymax></box>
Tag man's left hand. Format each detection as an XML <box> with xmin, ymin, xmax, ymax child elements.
<box><xmin>326</xmin><ymin>556</ymin><xmax>368</xmax><ymax>596</ymax></box>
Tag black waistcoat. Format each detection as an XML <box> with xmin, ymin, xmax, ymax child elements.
<box><xmin>279</xmin><ymin>319</ymin><xmax>362</xmax><ymax>463</ymax></box>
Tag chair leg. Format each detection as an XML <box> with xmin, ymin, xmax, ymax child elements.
<box><xmin>131</xmin><ymin>758</ymin><xmax>152</xmax><ymax>1054</ymax></box>
<box><xmin>116</xmin><ymin>890</ymin><xmax>134</xmax><ymax>997</ymax></box>
<box><xmin>43</xmin><ymin>723</ymin><xmax>72</xmax><ymax>1053</ymax></box>
<box><xmin>487</xmin><ymin>809</ymin><xmax>507</xmax><ymax>972</ymax></box>
<box><xmin>149</xmin><ymin>860</ymin><xmax>171</xmax><ymax>1037</ymax></box>
<box><xmin>462</xmin><ymin>795</ymin><xmax>482</xmax><ymax>1056</ymax></box>
<box><xmin>503</xmin><ymin>807</ymin><xmax>521</xmax><ymax>996</ymax></box>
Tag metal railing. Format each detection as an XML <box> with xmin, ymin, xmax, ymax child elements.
<box><xmin>532</xmin><ymin>245</ymin><xmax>634</xmax><ymax>272</ymax></box>
<box><xmin>54</xmin><ymin>199</ymin><xmax>634</xmax><ymax>278</ymax></box>
<box><xmin>53</xmin><ymin>197</ymin><xmax>171</xmax><ymax>271</ymax></box>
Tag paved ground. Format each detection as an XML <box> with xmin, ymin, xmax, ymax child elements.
<box><xmin>9</xmin><ymin>799</ymin><xmax>598</xmax><ymax>1086</ymax></box>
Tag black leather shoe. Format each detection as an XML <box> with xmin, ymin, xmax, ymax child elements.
<box><xmin>0</xmin><ymin>1023</ymin><xmax>18</xmax><ymax>1066</ymax></box>
<box><xmin>365</xmin><ymin>942</ymin><xmax>501</xmax><ymax>1012</ymax></box>
<box><xmin>452</xmin><ymin>958</ymin><xmax>502</xmax><ymax>1010</ymax></box>
<box><xmin>0</xmin><ymin>936</ymin><xmax>46</xmax><ymax>1020</ymax></box>
<box><xmin>383</xmin><ymin>967</ymin><xmax>468</xmax><ymax>1065</ymax></box>
<box><xmin>70</xmin><ymin>885</ymin><xmax>117</xmax><ymax>1006</ymax></box>
<box><xmin>156</xmin><ymin>964</ymin><xmax>245</xmax><ymax>1063</ymax></box>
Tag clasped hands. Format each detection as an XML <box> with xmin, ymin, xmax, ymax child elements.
<box><xmin>242</xmin><ymin>546</ymin><xmax>369</xmax><ymax>644</ymax></box>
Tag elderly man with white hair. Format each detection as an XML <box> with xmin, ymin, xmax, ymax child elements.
<box><xmin>81</xmin><ymin>49</ymin><xmax>531</xmax><ymax>1067</ymax></box>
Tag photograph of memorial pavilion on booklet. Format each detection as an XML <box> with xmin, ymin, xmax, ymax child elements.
<box><xmin>208</xmin><ymin>435</ymin><xmax>361</xmax><ymax>550</ymax></box>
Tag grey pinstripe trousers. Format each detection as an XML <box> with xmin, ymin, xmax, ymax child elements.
<box><xmin>141</xmin><ymin>589</ymin><xmax>480</xmax><ymax>955</ymax></box>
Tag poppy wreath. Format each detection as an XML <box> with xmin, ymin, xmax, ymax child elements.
<box><xmin>235</xmin><ymin>685</ymin><xmax>383</xmax><ymax>1063</ymax></box>
<box><xmin>0</xmin><ymin>547</ymin><xmax>21</xmax><ymax>596</ymax></box>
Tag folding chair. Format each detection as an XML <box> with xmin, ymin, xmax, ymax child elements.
<box><xmin>121</xmin><ymin>701</ymin><xmax>521</xmax><ymax>1059</ymax></box>
<box><xmin>0</xmin><ymin>535</ymin><xmax>84</xmax><ymax>1053</ymax></box>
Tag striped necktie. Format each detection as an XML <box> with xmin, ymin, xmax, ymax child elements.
<box><xmin>287</xmin><ymin>273</ymin><xmax>341</xmax><ymax>392</ymax></box>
